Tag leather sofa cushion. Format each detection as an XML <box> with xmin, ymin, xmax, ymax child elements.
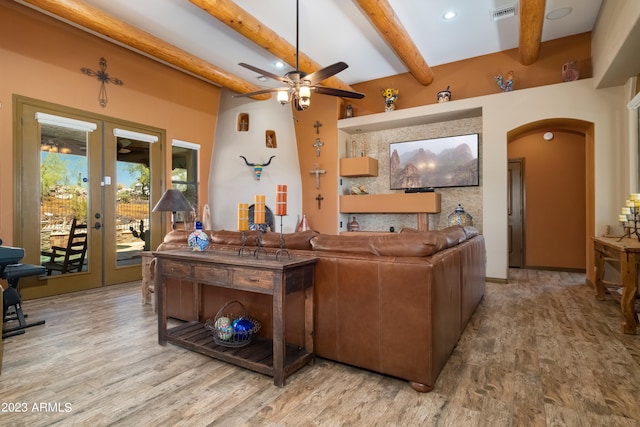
<box><xmin>310</xmin><ymin>232</ymin><xmax>447</xmax><ymax>257</ymax></box>
<box><xmin>209</xmin><ymin>229</ymin><xmax>318</xmax><ymax>250</ymax></box>
<box><xmin>400</xmin><ymin>225</ymin><xmax>479</xmax><ymax>248</ymax></box>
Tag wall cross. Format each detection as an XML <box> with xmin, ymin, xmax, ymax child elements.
<box><xmin>81</xmin><ymin>57</ymin><xmax>123</xmax><ymax>108</ymax></box>
<box><xmin>309</xmin><ymin>163</ymin><xmax>326</xmax><ymax>189</ymax></box>
<box><xmin>315</xmin><ymin>194</ymin><xmax>324</xmax><ymax>209</ymax></box>
<box><xmin>313</xmin><ymin>138</ymin><xmax>324</xmax><ymax>157</ymax></box>
<box><xmin>313</xmin><ymin>120</ymin><xmax>322</xmax><ymax>134</ymax></box>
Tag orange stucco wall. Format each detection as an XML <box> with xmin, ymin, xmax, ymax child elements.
<box><xmin>0</xmin><ymin>2</ymin><xmax>219</xmax><ymax>244</ymax></box>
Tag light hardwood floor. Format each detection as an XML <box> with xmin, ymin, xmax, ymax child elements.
<box><xmin>1</xmin><ymin>270</ymin><xmax>639</xmax><ymax>426</ymax></box>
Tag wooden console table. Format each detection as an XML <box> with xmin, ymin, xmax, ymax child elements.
<box><xmin>154</xmin><ymin>249</ymin><xmax>318</xmax><ymax>386</ymax></box>
<box><xmin>593</xmin><ymin>236</ymin><xmax>640</xmax><ymax>334</ymax></box>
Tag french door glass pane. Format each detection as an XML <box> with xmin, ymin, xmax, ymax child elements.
<box><xmin>40</xmin><ymin>123</ymin><xmax>89</xmax><ymax>275</ymax></box>
<box><xmin>116</xmin><ymin>136</ymin><xmax>151</xmax><ymax>264</ymax></box>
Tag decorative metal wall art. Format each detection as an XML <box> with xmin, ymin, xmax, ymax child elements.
<box><xmin>81</xmin><ymin>57</ymin><xmax>123</xmax><ymax>107</ymax></box>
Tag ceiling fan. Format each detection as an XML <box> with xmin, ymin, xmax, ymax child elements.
<box><xmin>234</xmin><ymin>0</ymin><xmax>365</xmax><ymax>110</ymax></box>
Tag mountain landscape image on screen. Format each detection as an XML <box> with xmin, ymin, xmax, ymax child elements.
<box><xmin>390</xmin><ymin>136</ymin><xmax>479</xmax><ymax>190</ymax></box>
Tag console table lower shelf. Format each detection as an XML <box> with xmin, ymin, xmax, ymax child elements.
<box><xmin>154</xmin><ymin>249</ymin><xmax>318</xmax><ymax>387</ymax></box>
<box><xmin>165</xmin><ymin>321</ymin><xmax>313</xmax><ymax>379</ymax></box>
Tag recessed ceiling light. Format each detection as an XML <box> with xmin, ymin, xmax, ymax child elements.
<box><xmin>257</xmin><ymin>76</ymin><xmax>268</xmax><ymax>82</ymax></box>
<box><xmin>273</xmin><ymin>61</ymin><xmax>285</xmax><ymax>69</ymax></box>
<box><xmin>443</xmin><ymin>11</ymin><xmax>457</xmax><ymax>20</ymax></box>
<box><xmin>546</xmin><ymin>7</ymin><xmax>572</xmax><ymax>20</ymax></box>
<box><xmin>543</xmin><ymin>132</ymin><xmax>554</xmax><ymax>141</ymax></box>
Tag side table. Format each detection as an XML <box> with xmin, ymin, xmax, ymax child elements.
<box><xmin>593</xmin><ymin>236</ymin><xmax>640</xmax><ymax>334</ymax></box>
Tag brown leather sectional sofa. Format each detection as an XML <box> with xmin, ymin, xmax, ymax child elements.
<box><xmin>156</xmin><ymin>225</ymin><xmax>486</xmax><ymax>392</ymax></box>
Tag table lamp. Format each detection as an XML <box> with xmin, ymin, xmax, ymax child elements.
<box><xmin>152</xmin><ymin>189</ymin><xmax>194</xmax><ymax>230</ymax></box>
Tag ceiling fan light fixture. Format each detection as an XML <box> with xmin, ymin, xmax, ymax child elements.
<box><xmin>298</xmin><ymin>85</ymin><xmax>311</xmax><ymax>109</ymax></box>
<box><xmin>277</xmin><ymin>89</ymin><xmax>290</xmax><ymax>105</ymax></box>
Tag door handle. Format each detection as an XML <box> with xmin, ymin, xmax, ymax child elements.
<box><xmin>93</xmin><ymin>213</ymin><xmax>102</xmax><ymax>230</ymax></box>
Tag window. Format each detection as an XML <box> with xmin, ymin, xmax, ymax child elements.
<box><xmin>171</xmin><ymin>139</ymin><xmax>199</xmax><ymax>222</ymax></box>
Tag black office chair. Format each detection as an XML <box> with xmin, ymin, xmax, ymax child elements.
<box><xmin>1</xmin><ymin>238</ymin><xmax>46</xmax><ymax>338</ymax></box>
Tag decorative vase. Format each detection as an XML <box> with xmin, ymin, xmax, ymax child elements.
<box><xmin>345</xmin><ymin>104</ymin><xmax>354</xmax><ymax>118</ymax></box>
<box><xmin>447</xmin><ymin>204</ymin><xmax>473</xmax><ymax>226</ymax></box>
<box><xmin>188</xmin><ymin>221</ymin><xmax>209</xmax><ymax>251</ymax></box>
<box><xmin>562</xmin><ymin>60</ymin><xmax>579</xmax><ymax>82</ymax></box>
<box><xmin>437</xmin><ymin>86</ymin><xmax>451</xmax><ymax>103</ymax></box>
<box><xmin>347</xmin><ymin>216</ymin><xmax>360</xmax><ymax>231</ymax></box>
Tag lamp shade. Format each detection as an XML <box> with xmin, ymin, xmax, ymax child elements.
<box><xmin>152</xmin><ymin>189</ymin><xmax>193</xmax><ymax>213</ymax></box>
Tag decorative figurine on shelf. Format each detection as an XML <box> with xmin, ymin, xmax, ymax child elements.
<box><xmin>562</xmin><ymin>60</ymin><xmax>579</xmax><ymax>82</ymax></box>
<box><xmin>495</xmin><ymin>71</ymin><xmax>514</xmax><ymax>92</ymax></box>
<box><xmin>437</xmin><ymin>86</ymin><xmax>452</xmax><ymax>103</ymax></box>
<box><xmin>188</xmin><ymin>221</ymin><xmax>209</xmax><ymax>251</ymax></box>
<box><xmin>345</xmin><ymin>104</ymin><xmax>354</xmax><ymax>118</ymax></box>
<box><xmin>382</xmin><ymin>88</ymin><xmax>399</xmax><ymax>111</ymax></box>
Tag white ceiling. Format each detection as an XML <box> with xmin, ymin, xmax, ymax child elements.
<box><xmin>35</xmin><ymin>0</ymin><xmax>604</xmax><ymax>89</ymax></box>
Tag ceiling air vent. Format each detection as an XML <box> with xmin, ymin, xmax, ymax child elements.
<box><xmin>491</xmin><ymin>4</ymin><xmax>517</xmax><ymax>21</ymax></box>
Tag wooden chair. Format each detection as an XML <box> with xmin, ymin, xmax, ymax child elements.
<box><xmin>41</xmin><ymin>218</ymin><xmax>88</xmax><ymax>275</ymax></box>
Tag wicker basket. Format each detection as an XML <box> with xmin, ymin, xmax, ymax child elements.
<box><xmin>204</xmin><ymin>300</ymin><xmax>261</xmax><ymax>347</ymax></box>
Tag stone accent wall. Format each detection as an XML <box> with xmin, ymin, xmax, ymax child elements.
<box><xmin>342</xmin><ymin>117</ymin><xmax>482</xmax><ymax>232</ymax></box>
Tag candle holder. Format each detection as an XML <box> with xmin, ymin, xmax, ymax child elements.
<box><xmin>275</xmin><ymin>214</ymin><xmax>290</xmax><ymax>260</ymax></box>
<box><xmin>254</xmin><ymin>231</ymin><xmax>267</xmax><ymax>258</ymax></box>
<box><xmin>619</xmin><ymin>205</ymin><xmax>640</xmax><ymax>241</ymax></box>
<box><xmin>238</xmin><ymin>231</ymin><xmax>252</xmax><ymax>256</ymax></box>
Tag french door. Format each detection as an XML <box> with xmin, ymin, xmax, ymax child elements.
<box><xmin>14</xmin><ymin>97</ymin><xmax>165</xmax><ymax>298</ymax></box>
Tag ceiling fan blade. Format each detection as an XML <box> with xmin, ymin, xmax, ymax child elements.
<box><xmin>313</xmin><ymin>85</ymin><xmax>365</xmax><ymax>99</ymax></box>
<box><xmin>233</xmin><ymin>87</ymin><xmax>281</xmax><ymax>98</ymax></box>
<box><xmin>238</xmin><ymin>63</ymin><xmax>290</xmax><ymax>84</ymax></box>
<box><xmin>305</xmin><ymin>62</ymin><xmax>349</xmax><ymax>85</ymax></box>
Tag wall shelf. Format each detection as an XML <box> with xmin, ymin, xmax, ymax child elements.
<box><xmin>339</xmin><ymin>157</ymin><xmax>378</xmax><ymax>177</ymax></box>
<box><xmin>340</xmin><ymin>193</ymin><xmax>441</xmax><ymax>213</ymax></box>
<box><xmin>340</xmin><ymin>193</ymin><xmax>441</xmax><ymax>231</ymax></box>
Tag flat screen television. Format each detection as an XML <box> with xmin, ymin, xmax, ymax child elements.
<box><xmin>389</xmin><ymin>133</ymin><xmax>479</xmax><ymax>190</ymax></box>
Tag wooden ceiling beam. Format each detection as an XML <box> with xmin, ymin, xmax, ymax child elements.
<box><xmin>519</xmin><ymin>0</ymin><xmax>546</xmax><ymax>65</ymax></box>
<box><xmin>353</xmin><ymin>0</ymin><xmax>434</xmax><ymax>86</ymax></box>
<box><xmin>189</xmin><ymin>0</ymin><xmax>357</xmax><ymax>93</ymax></box>
<box><xmin>19</xmin><ymin>0</ymin><xmax>271</xmax><ymax>99</ymax></box>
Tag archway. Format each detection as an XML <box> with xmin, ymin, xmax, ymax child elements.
<box><xmin>507</xmin><ymin>118</ymin><xmax>595</xmax><ymax>280</ymax></box>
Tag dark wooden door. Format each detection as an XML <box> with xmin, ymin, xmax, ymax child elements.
<box><xmin>508</xmin><ymin>159</ymin><xmax>524</xmax><ymax>268</ymax></box>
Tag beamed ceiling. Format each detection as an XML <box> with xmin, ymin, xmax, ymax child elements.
<box><xmin>16</xmin><ymin>0</ymin><xmax>606</xmax><ymax>100</ymax></box>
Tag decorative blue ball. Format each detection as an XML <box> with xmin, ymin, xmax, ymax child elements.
<box><xmin>233</xmin><ymin>317</ymin><xmax>253</xmax><ymax>340</ymax></box>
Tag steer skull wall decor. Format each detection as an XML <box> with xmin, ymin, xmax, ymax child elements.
<box><xmin>240</xmin><ymin>155</ymin><xmax>275</xmax><ymax>180</ymax></box>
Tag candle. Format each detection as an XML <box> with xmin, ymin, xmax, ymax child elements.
<box><xmin>631</xmin><ymin>193</ymin><xmax>640</xmax><ymax>200</ymax></box>
<box><xmin>626</xmin><ymin>200</ymin><xmax>635</xmax><ymax>208</ymax></box>
<box><xmin>237</xmin><ymin>203</ymin><xmax>249</xmax><ymax>231</ymax></box>
<box><xmin>622</xmin><ymin>207</ymin><xmax>631</xmax><ymax>215</ymax></box>
<box><xmin>276</xmin><ymin>184</ymin><xmax>287</xmax><ymax>216</ymax></box>
<box><xmin>254</xmin><ymin>194</ymin><xmax>265</xmax><ymax>225</ymax></box>
<box><xmin>619</xmin><ymin>214</ymin><xmax>628</xmax><ymax>223</ymax></box>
